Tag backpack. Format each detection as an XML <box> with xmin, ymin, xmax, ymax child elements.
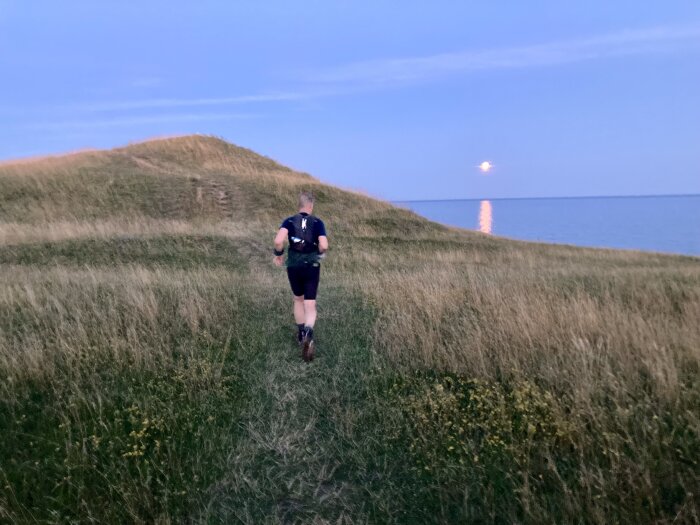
<box><xmin>288</xmin><ymin>213</ymin><xmax>318</xmax><ymax>254</ymax></box>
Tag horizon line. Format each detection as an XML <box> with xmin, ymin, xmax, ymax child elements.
<box><xmin>393</xmin><ymin>192</ymin><xmax>700</xmax><ymax>203</ymax></box>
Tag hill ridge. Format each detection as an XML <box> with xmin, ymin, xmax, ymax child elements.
<box><xmin>0</xmin><ymin>134</ymin><xmax>434</xmax><ymax>242</ymax></box>
<box><xmin>0</xmin><ymin>134</ymin><xmax>301</xmax><ymax>178</ymax></box>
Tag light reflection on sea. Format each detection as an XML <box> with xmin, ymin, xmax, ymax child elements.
<box><xmin>478</xmin><ymin>200</ymin><xmax>492</xmax><ymax>234</ymax></box>
<box><xmin>395</xmin><ymin>195</ymin><xmax>700</xmax><ymax>256</ymax></box>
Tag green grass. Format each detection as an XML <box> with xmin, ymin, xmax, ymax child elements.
<box><xmin>1</xmin><ymin>135</ymin><xmax>698</xmax><ymax>523</ymax></box>
<box><xmin>0</xmin><ymin>235</ymin><xmax>246</xmax><ymax>269</ymax></box>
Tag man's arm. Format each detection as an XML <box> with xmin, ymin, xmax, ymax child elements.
<box><xmin>317</xmin><ymin>219</ymin><xmax>328</xmax><ymax>254</ymax></box>
<box><xmin>273</xmin><ymin>227</ymin><xmax>288</xmax><ymax>266</ymax></box>
<box><xmin>318</xmin><ymin>235</ymin><xmax>328</xmax><ymax>253</ymax></box>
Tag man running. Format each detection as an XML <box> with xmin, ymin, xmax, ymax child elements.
<box><xmin>273</xmin><ymin>191</ymin><xmax>328</xmax><ymax>361</ymax></box>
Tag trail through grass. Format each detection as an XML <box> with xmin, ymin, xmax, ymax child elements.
<box><xmin>2</xmin><ymin>135</ymin><xmax>698</xmax><ymax>523</ymax></box>
<box><xmin>209</xmin><ymin>281</ymin><xmax>376</xmax><ymax>522</ymax></box>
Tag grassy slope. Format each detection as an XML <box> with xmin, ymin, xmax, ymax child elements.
<box><xmin>1</xmin><ymin>136</ymin><xmax>698</xmax><ymax>524</ymax></box>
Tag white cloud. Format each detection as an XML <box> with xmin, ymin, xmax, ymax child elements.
<box><xmin>310</xmin><ymin>25</ymin><xmax>700</xmax><ymax>86</ymax></box>
<box><xmin>27</xmin><ymin>112</ymin><xmax>262</xmax><ymax>130</ymax></box>
<box><xmin>63</xmin><ymin>92</ymin><xmax>312</xmax><ymax>113</ymax></box>
<box><xmin>19</xmin><ymin>23</ymin><xmax>700</xmax><ymax>119</ymax></box>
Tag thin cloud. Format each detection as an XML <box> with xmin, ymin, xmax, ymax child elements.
<box><xmin>64</xmin><ymin>92</ymin><xmax>312</xmax><ymax>112</ymax></box>
<box><xmin>19</xmin><ymin>24</ymin><xmax>700</xmax><ymax>118</ymax></box>
<box><xmin>311</xmin><ymin>25</ymin><xmax>700</xmax><ymax>86</ymax></box>
<box><xmin>26</xmin><ymin>112</ymin><xmax>263</xmax><ymax>130</ymax></box>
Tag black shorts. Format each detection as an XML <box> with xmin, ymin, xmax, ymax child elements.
<box><xmin>287</xmin><ymin>264</ymin><xmax>321</xmax><ymax>300</ymax></box>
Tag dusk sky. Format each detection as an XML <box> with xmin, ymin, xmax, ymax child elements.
<box><xmin>1</xmin><ymin>1</ymin><xmax>699</xmax><ymax>200</ymax></box>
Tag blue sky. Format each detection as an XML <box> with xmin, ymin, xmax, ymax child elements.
<box><xmin>1</xmin><ymin>1</ymin><xmax>699</xmax><ymax>200</ymax></box>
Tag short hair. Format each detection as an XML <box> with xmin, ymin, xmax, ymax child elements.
<box><xmin>298</xmin><ymin>191</ymin><xmax>314</xmax><ymax>208</ymax></box>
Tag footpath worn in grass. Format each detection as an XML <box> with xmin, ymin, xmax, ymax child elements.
<box><xmin>1</xmin><ymin>136</ymin><xmax>699</xmax><ymax>523</ymax></box>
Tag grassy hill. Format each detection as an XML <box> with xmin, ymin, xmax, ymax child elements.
<box><xmin>1</xmin><ymin>135</ymin><xmax>698</xmax><ymax>523</ymax></box>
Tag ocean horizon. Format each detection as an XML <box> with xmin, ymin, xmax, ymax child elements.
<box><xmin>398</xmin><ymin>192</ymin><xmax>700</xmax><ymax>203</ymax></box>
<box><xmin>394</xmin><ymin>194</ymin><xmax>700</xmax><ymax>257</ymax></box>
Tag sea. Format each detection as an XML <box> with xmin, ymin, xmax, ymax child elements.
<box><xmin>394</xmin><ymin>195</ymin><xmax>700</xmax><ymax>257</ymax></box>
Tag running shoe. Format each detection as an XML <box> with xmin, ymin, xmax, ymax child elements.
<box><xmin>302</xmin><ymin>328</ymin><xmax>315</xmax><ymax>362</ymax></box>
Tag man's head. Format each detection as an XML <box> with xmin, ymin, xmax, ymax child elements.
<box><xmin>298</xmin><ymin>191</ymin><xmax>314</xmax><ymax>213</ymax></box>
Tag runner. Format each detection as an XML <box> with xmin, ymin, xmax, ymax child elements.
<box><xmin>273</xmin><ymin>191</ymin><xmax>328</xmax><ymax>361</ymax></box>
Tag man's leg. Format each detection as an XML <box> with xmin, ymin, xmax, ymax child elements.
<box><xmin>302</xmin><ymin>265</ymin><xmax>320</xmax><ymax>331</ymax></box>
<box><xmin>293</xmin><ymin>295</ymin><xmax>305</xmax><ymax>324</ymax></box>
<box><xmin>293</xmin><ymin>295</ymin><xmax>305</xmax><ymax>342</ymax></box>
<box><xmin>301</xmin><ymin>265</ymin><xmax>320</xmax><ymax>361</ymax></box>
<box><xmin>302</xmin><ymin>299</ymin><xmax>317</xmax><ymax>361</ymax></box>
<box><xmin>288</xmin><ymin>267</ymin><xmax>307</xmax><ymax>343</ymax></box>
<box><xmin>303</xmin><ymin>300</ymin><xmax>316</xmax><ymax>328</ymax></box>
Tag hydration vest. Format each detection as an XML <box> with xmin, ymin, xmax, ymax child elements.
<box><xmin>288</xmin><ymin>213</ymin><xmax>318</xmax><ymax>254</ymax></box>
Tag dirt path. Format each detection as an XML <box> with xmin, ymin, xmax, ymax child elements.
<box><xmin>204</xmin><ymin>277</ymin><xmax>380</xmax><ymax>523</ymax></box>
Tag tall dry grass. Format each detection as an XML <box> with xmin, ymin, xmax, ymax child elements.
<box><xmin>0</xmin><ymin>263</ymin><xmax>274</xmax><ymax>522</ymax></box>
<box><xmin>1</xmin><ymin>135</ymin><xmax>698</xmax><ymax>523</ymax></box>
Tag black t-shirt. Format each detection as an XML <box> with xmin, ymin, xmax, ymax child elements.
<box><xmin>280</xmin><ymin>213</ymin><xmax>327</xmax><ymax>267</ymax></box>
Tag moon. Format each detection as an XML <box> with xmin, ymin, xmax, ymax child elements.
<box><xmin>479</xmin><ymin>161</ymin><xmax>493</xmax><ymax>173</ymax></box>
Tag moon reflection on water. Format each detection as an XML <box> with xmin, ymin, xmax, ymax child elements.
<box><xmin>479</xmin><ymin>200</ymin><xmax>492</xmax><ymax>234</ymax></box>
